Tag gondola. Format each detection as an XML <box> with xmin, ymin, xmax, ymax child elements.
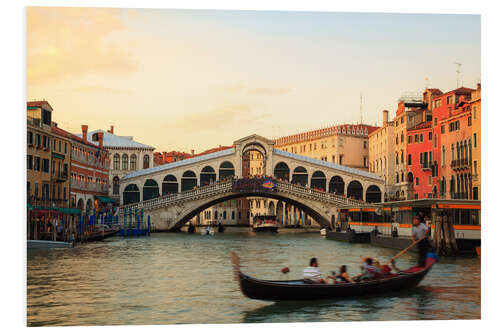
<box><xmin>231</xmin><ymin>252</ymin><xmax>437</xmax><ymax>302</ymax></box>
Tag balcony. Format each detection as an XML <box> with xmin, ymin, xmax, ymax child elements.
<box><xmin>70</xmin><ymin>179</ymin><xmax>108</xmax><ymax>194</ymax></box>
<box><xmin>51</xmin><ymin>171</ymin><xmax>68</xmax><ymax>182</ymax></box>
<box><xmin>451</xmin><ymin>159</ymin><xmax>470</xmax><ymax>170</ymax></box>
<box><xmin>421</xmin><ymin>162</ymin><xmax>431</xmax><ymax>171</ymax></box>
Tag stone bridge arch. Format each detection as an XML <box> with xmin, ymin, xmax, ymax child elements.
<box><xmin>151</xmin><ymin>190</ymin><xmax>336</xmax><ymax>231</ymax></box>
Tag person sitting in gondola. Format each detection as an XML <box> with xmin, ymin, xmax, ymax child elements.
<box><xmin>380</xmin><ymin>259</ymin><xmax>402</xmax><ymax>276</ymax></box>
<box><xmin>336</xmin><ymin>265</ymin><xmax>354</xmax><ymax>283</ymax></box>
<box><xmin>354</xmin><ymin>257</ymin><xmax>382</xmax><ymax>281</ymax></box>
<box><xmin>303</xmin><ymin>257</ymin><xmax>326</xmax><ymax>284</ymax></box>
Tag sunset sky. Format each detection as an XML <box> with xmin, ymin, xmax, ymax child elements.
<box><xmin>27</xmin><ymin>7</ymin><xmax>481</xmax><ymax>153</ymax></box>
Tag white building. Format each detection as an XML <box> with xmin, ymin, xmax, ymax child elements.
<box><xmin>77</xmin><ymin>126</ymin><xmax>155</xmax><ymax>203</ymax></box>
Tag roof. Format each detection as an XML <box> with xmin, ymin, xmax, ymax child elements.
<box><xmin>27</xmin><ymin>100</ymin><xmax>53</xmax><ymax>111</ymax></box>
<box><xmin>275</xmin><ymin>123</ymin><xmax>379</xmax><ymax>146</ymax></box>
<box><xmin>192</xmin><ymin>145</ymin><xmax>234</xmax><ymax>158</ymax></box>
<box><xmin>52</xmin><ymin>125</ymin><xmax>101</xmax><ymax>148</ymax></box>
<box><xmin>122</xmin><ymin>148</ymin><xmax>236</xmax><ymax>181</ymax></box>
<box><xmin>75</xmin><ymin>130</ymin><xmax>155</xmax><ymax>150</ymax></box>
<box><xmin>273</xmin><ymin>149</ymin><xmax>382</xmax><ymax>181</ymax></box>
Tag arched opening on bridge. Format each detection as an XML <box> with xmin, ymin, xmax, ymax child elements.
<box><xmin>123</xmin><ymin>184</ymin><xmax>140</xmax><ymax>205</ymax></box>
<box><xmin>274</xmin><ymin>162</ymin><xmax>290</xmax><ymax>181</ymax></box>
<box><xmin>181</xmin><ymin>171</ymin><xmax>197</xmax><ymax>191</ymax></box>
<box><xmin>219</xmin><ymin>161</ymin><xmax>235</xmax><ymax>180</ymax></box>
<box><xmin>162</xmin><ymin>175</ymin><xmax>178</xmax><ymax>195</ymax></box>
<box><xmin>242</xmin><ymin>149</ymin><xmax>265</xmax><ymax>177</ymax></box>
<box><xmin>310</xmin><ymin>171</ymin><xmax>326</xmax><ymax>191</ymax></box>
<box><xmin>366</xmin><ymin>185</ymin><xmax>382</xmax><ymax>203</ymax></box>
<box><xmin>291</xmin><ymin>166</ymin><xmax>308</xmax><ymax>186</ymax></box>
<box><xmin>143</xmin><ymin>179</ymin><xmax>159</xmax><ymax>201</ymax></box>
<box><xmin>347</xmin><ymin>180</ymin><xmax>363</xmax><ymax>200</ymax></box>
<box><xmin>329</xmin><ymin>176</ymin><xmax>344</xmax><ymax>195</ymax></box>
<box><xmin>268</xmin><ymin>201</ymin><xmax>275</xmax><ymax>215</ymax></box>
<box><xmin>200</xmin><ymin>166</ymin><xmax>216</xmax><ymax>186</ymax></box>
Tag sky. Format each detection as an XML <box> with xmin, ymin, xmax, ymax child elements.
<box><xmin>27</xmin><ymin>7</ymin><xmax>481</xmax><ymax>153</ymax></box>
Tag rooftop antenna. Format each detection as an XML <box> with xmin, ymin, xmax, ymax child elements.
<box><xmin>360</xmin><ymin>92</ymin><xmax>363</xmax><ymax>125</ymax></box>
<box><xmin>454</xmin><ymin>62</ymin><xmax>462</xmax><ymax>88</ymax></box>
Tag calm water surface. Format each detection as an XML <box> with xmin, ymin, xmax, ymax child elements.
<box><xmin>27</xmin><ymin>231</ymin><xmax>480</xmax><ymax>326</ymax></box>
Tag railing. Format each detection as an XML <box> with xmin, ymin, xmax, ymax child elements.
<box><xmin>70</xmin><ymin>179</ymin><xmax>108</xmax><ymax>193</ymax></box>
<box><xmin>51</xmin><ymin>171</ymin><xmax>68</xmax><ymax>182</ymax></box>
<box><xmin>451</xmin><ymin>159</ymin><xmax>470</xmax><ymax>170</ymax></box>
<box><xmin>421</xmin><ymin>162</ymin><xmax>431</xmax><ymax>171</ymax></box>
<box><xmin>118</xmin><ymin>178</ymin><xmax>367</xmax><ymax>216</ymax></box>
<box><xmin>71</xmin><ymin>152</ymin><xmax>107</xmax><ymax>169</ymax></box>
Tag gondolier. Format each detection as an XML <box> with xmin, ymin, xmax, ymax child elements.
<box><xmin>412</xmin><ymin>216</ymin><xmax>430</xmax><ymax>267</ymax></box>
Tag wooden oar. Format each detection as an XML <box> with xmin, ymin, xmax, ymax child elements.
<box><xmin>389</xmin><ymin>237</ymin><xmax>426</xmax><ymax>262</ymax></box>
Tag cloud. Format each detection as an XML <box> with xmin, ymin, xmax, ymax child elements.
<box><xmin>220</xmin><ymin>84</ymin><xmax>291</xmax><ymax>96</ymax></box>
<box><xmin>171</xmin><ymin>104</ymin><xmax>268</xmax><ymax>131</ymax></box>
<box><xmin>27</xmin><ymin>7</ymin><xmax>138</xmax><ymax>85</ymax></box>
<box><xmin>247</xmin><ymin>88</ymin><xmax>291</xmax><ymax>96</ymax></box>
<box><xmin>73</xmin><ymin>85</ymin><xmax>132</xmax><ymax>94</ymax></box>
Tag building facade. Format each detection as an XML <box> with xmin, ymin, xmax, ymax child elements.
<box><xmin>274</xmin><ymin>124</ymin><xmax>378</xmax><ymax>171</ymax></box>
<box><xmin>27</xmin><ymin>101</ymin><xmax>71</xmax><ymax>211</ymax></box>
<box><xmin>79</xmin><ymin>126</ymin><xmax>155</xmax><ymax>203</ymax></box>
<box><xmin>471</xmin><ymin>84</ymin><xmax>481</xmax><ymax>200</ymax></box>
<box><xmin>368</xmin><ymin>110</ymin><xmax>395</xmax><ymax>198</ymax></box>
<box><xmin>406</xmin><ymin>121</ymin><xmax>434</xmax><ymax>199</ymax></box>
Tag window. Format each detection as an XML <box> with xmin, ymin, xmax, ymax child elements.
<box><xmin>35</xmin><ymin>134</ymin><xmax>41</xmax><ymax>146</ymax></box>
<box><xmin>396</xmin><ymin>153</ymin><xmax>399</xmax><ymax>165</ymax></box>
<box><xmin>473</xmin><ymin>133</ymin><xmax>477</xmax><ymax>148</ymax></box>
<box><xmin>456</xmin><ymin>121</ymin><xmax>460</xmax><ymax>130</ymax></box>
<box><xmin>396</xmin><ymin>136</ymin><xmax>398</xmax><ymax>144</ymax></box>
<box><xmin>396</xmin><ymin>174</ymin><xmax>399</xmax><ymax>183</ymax></box>
<box><xmin>468</xmin><ymin>116</ymin><xmax>472</xmax><ymax>126</ymax></box>
<box><xmin>401</xmin><ymin>152</ymin><xmax>404</xmax><ymax>164</ymax></box>
<box><xmin>232</xmin><ymin>211</ymin><xmax>235</xmax><ymax>220</ymax></box>
<box><xmin>474</xmin><ymin>160</ymin><xmax>477</xmax><ymax>175</ymax></box>
<box><xmin>408</xmin><ymin>136</ymin><xmax>412</xmax><ymax>144</ymax></box>
<box><xmin>34</xmin><ymin>156</ymin><xmax>40</xmax><ymax>171</ymax></box>
<box><xmin>339</xmin><ymin>155</ymin><xmax>343</xmax><ymax>165</ymax></box>
<box><xmin>143</xmin><ymin>155</ymin><xmax>150</xmax><ymax>169</ymax></box>
<box><xmin>408</xmin><ymin>154</ymin><xmax>412</xmax><ymax>166</ymax></box>
<box><xmin>42</xmin><ymin>158</ymin><xmax>49</xmax><ymax>173</ymax></box>
<box><xmin>414</xmin><ymin>134</ymin><xmax>418</xmax><ymax>143</ymax></box>
<box><xmin>130</xmin><ymin>154</ymin><xmax>137</xmax><ymax>170</ymax></box>
<box><xmin>434</xmin><ymin>134</ymin><xmax>437</xmax><ymax>148</ymax></box>
<box><xmin>363</xmin><ymin>157</ymin><xmax>367</xmax><ymax>167</ymax></box>
<box><xmin>42</xmin><ymin>135</ymin><xmax>47</xmax><ymax>148</ymax></box>
<box><xmin>27</xmin><ymin>154</ymin><xmax>33</xmax><ymax>170</ymax></box>
<box><xmin>441</xmin><ymin>125</ymin><xmax>445</xmax><ymax>134</ymax></box>
<box><xmin>442</xmin><ymin>145</ymin><xmax>446</xmax><ymax>165</ymax></box>
<box><xmin>122</xmin><ymin>154</ymin><xmax>128</xmax><ymax>170</ymax></box>
<box><xmin>363</xmin><ymin>141</ymin><xmax>367</xmax><ymax>149</ymax></box>
<box><xmin>420</xmin><ymin>134</ymin><xmax>423</xmax><ymax>142</ymax></box>
<box><xmin>401</xmin><ymin>133</ymin><xmax>404</xmax><ymax>143</ymax></box>
<box><xmin>113</xmin><ymin>154</ymin><xmax>120</xmax><ymax>170</ymax></box>
<box><xmin>416</xmin><ymin>177</ymin><xmax>419</xmax><ymax>185</ymax></box>
<box><xmin>28</xmin><ymin>131</ymin><xmax>33</xmax><ymax>145</ymax></box>
<box><xmin>434</xmin><ymin>118</ymin><xmax>438</xmax><ymax>126</ymax></box>
<box><xmin>428</xmin><ymin>132</ymin><xmax>432</xmax><ymax>140</ymax></box>
<box><xmin>401</xmin><ymin>117</ymin><xmax>404</xmax><ymax>124</ymax></box>
<box><xmin>473</xmin><ymin>106</ymin><xmax>477</xmax><ymax>119</ymax></box>
<box><xmin>58</xmin><ymin>140</ymin><xmax>61</xmax><ymax>152</ymax></box>
<box><xmin>53</xmin><ymin>138</ymin><xmax>56</xmax><ymax>150</ymax></box>
<box><xmin>65</xmin><ymin>143</ymin><xmax>67</xmax><ymax>154</ymax></box>
<box><xmin>428</xmin><ymin>176</ymin><xmax>432</xmax><ymax>185</ymax></box>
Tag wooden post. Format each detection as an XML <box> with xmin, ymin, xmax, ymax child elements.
<box><xmin>434</xmin><ymin>214</ymin><xmax>442</xmax><ymax>255</ymax></box>
<box><xmin>448</xmin><ymin>213</ymin><xmax>459</xmax><ymax>254</ymax></box>
<box><xmin>442</xmin><ymin>214</ymin><xmax>451</xmax><ymax>255</ymax></box>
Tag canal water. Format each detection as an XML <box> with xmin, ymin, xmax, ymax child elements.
<box><xmin>27</xmin><ymin>231</ymin><xmax>480</xmax><ymax>326</ymax></box>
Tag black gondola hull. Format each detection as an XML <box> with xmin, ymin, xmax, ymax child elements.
<box><xmin>237</xmin><ymin>259</ymin><xmax>435</xmax><ymax>302</ymax></box>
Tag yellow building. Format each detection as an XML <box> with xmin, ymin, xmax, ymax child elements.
<box><xmin>369</xmin><ymin>110</ymin><xmax>395</xmax><ymax>197</ymax></box>
<box><xmin>471</xmin><ymin>83</ymin><xmax>481</xmax><ymax>200</ymax></box>
<box><xmin>274</xmin><ymin>124</ymin><xmax>379</xmax><ymax>171</ymax></box>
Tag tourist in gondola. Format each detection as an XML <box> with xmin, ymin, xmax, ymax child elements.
<box><xmin>303</xmin><ymin>257</ymin><xmax>326</xmax><ymax>284</ymax></box>
<box><xmin>336</xmin><ymin>265</ymin><xmax>354</xmax><ymax>283</ymax></box>
<box><xmin>354</xmin><ymin>257</ymin><xmax>382</xmax><ymax>281</ymax></box>
<box><xmin>412</xmin><ymin>216</ymin><xmax>430</xmax><ymax>267</ymax></box>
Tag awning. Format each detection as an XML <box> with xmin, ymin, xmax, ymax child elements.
<box><xmin>96</xmin><ymin>196</ymin><xmax>115</xmax><ymax>204</ymax></box>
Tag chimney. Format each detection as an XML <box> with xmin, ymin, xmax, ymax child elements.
<box><xmin>108</xmin><ymin>125</ymin><xmax>114</xmax><ymax>134</ymax></box>
<box><xmin>382</xmin><ymin>110</ymin><xmax>389</xmax><ymax>125</ymax></box>
<box><xmin>477</xmin><ymin>83</ymin><xmax>481</xmax><ymax>90</ymax></box>
<box><xmin>190</xmin><ymin>149</ymin><xmax>195</xmax><ymax>155</ymax></box>
<box><xmin>81</xmin><ymin>125</ymin><xmax>88</xmax><ymax>141</ymax></box>
<box><xmin>97</xmin><ymin>132</ymin><xmax>103</xmax><ymax>148</ymax></box>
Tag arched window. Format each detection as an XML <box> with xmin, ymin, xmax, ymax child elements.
<box><xmin>113</xmin><ymin>154</ymin><xmax>120</xmax><ymax>170</ymax></box>
<box><xmin>130</xmin><ymin>154</ymin><xmax>137</xmax><ymax>170</ymax></box>
<box><xmin>122</xmin><ymin>154</ymin><xmax>128</xmax><ymax>170</ymax></box>
<box><xmin>143</xmin><ymin>155</ymin><xmax>150</xmax><ymax>169</ymax></box>
<box><xmin>112</xmin><ymin>176</ymin><xmax>119</xmax><ymax>195</ymax></box>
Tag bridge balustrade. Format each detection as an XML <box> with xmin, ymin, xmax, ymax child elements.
<box><xmin>118</xmin><ymin>178</ymin><xmax>365</xmax><ymax>217</ymax></box>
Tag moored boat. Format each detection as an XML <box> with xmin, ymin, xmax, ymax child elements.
<box><xmin>320</xmin><ymin>228</ymin><xmax>327</xmax><ymax>236</ymax></box>
<box><xmin>252</xmin><ymin>215</ymin><xmax>278</xmax><ymax>232</ymax></box>
<box><xmin>231</xmin><ymin>252</ymin><xmax>437</xmax><ymax>302</ymax></box>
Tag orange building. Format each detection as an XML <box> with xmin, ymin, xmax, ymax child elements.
<box><xmin>470</xmin><ymin>83</ymin><xmax>481</xmax><ymax>200</ymax></box>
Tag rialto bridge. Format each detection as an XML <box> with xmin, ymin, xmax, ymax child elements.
<box><xmin>118</xmin><ymin>134</ymin><xmax>384</xmax><ymax>231</ymax></box>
